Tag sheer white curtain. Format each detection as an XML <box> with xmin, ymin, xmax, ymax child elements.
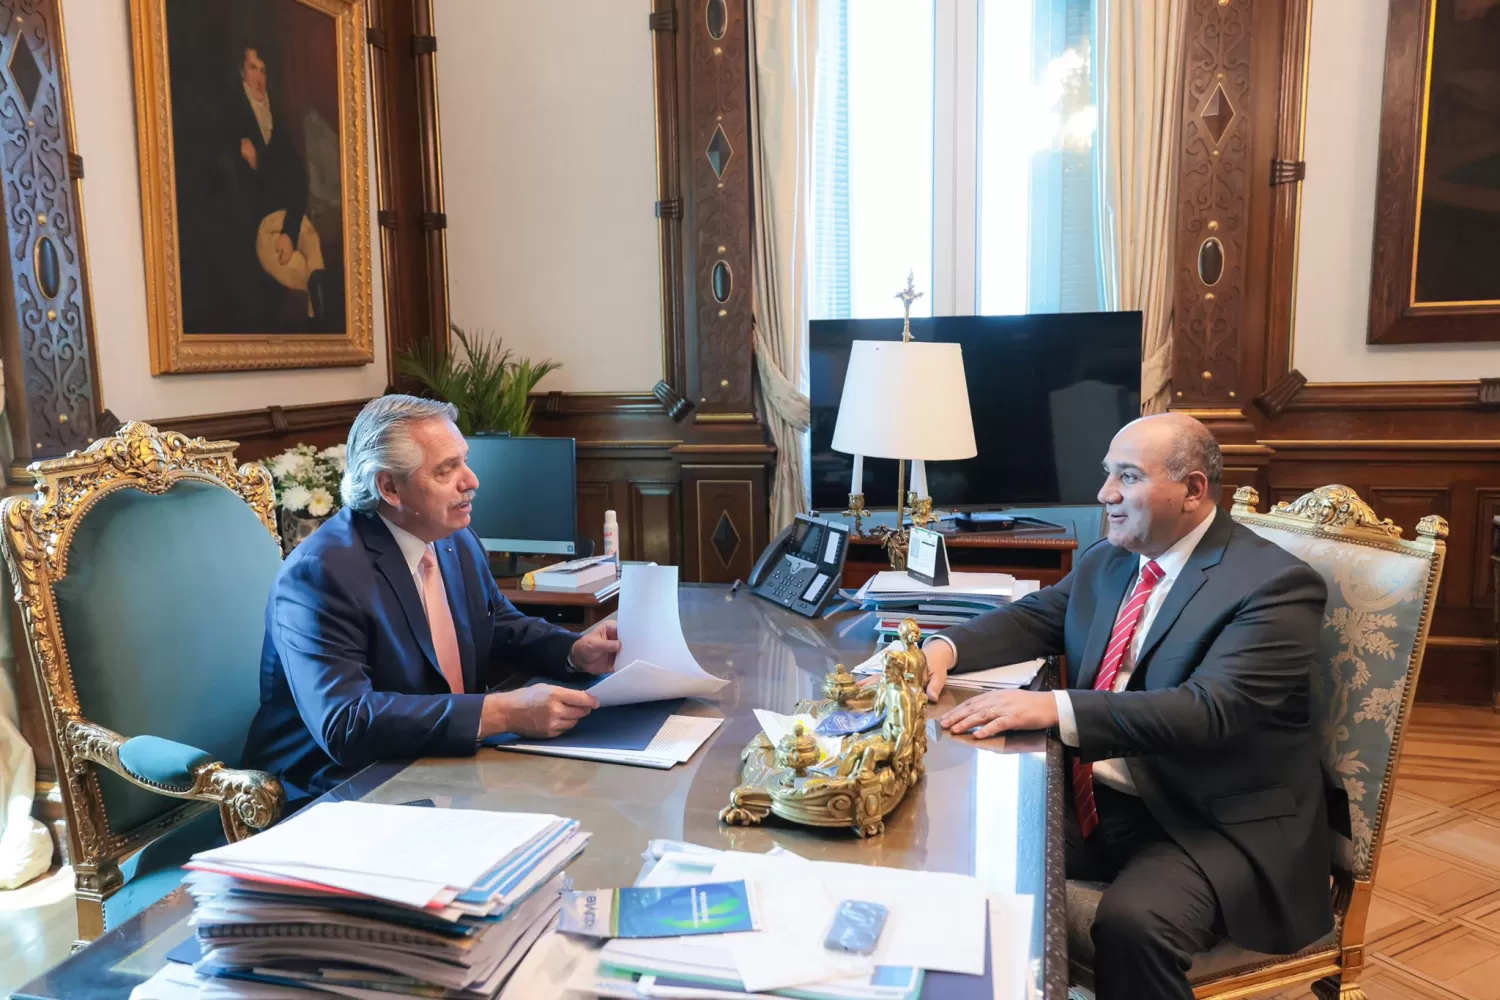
<box><xmin>749</xmin><ymin>0</ymin><xmax>817</xmax><ymax>533</ymax></box>
<box><xmin>1095</xmin><ymin>0</ymin><xmax>1186</xmax><ymax>414</ymax></box>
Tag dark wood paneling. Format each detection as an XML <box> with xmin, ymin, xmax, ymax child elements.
<box><xmin>681</xmin><ymin>463</ymin><xmax>766</xmax><ymax>584</ymax></box>
<box><xmin>0</xmin><ymin>0</ymin><xmax>100</xmax><ymax>462</ymax></box>
<box><xmin>149</xmin><ymin>400</ymin><xmax>369</xmax><ymax>465</ymax></box>
<box><xmin>681</xmin><ymin>0</ymin><xmax>754</xmax><ymax>415</ymax></box>
<box><xmin>629</xmin><ymin>479</ymin><xmax>682</xmax><ymax>567</ymax></box>
<box><xmin>1265</xmin><ymin>446</ymin><xmax>1500</xmax><ymax>704</ymax></box>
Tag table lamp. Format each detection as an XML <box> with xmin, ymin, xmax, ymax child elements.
<box><xmin>830</xmin><ymin>288</ymin><xmax>976</xmax><ymax>568</ymax></box>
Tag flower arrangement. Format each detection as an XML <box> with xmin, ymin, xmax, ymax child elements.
<box><xmin>264</xmin><ymin>443</ymin><xmax>347</xmax><ymax>519</ymax></box>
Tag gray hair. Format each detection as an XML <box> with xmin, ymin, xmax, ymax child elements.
<box><xmin>340</xmin><ymin>395</ymin><xmax>459</xmax><ymax>513</ymax></box>
<box><xmin>1163</xmin><ymin>420</ymin><xmax>1223</xmax><ymax>493</ymax></box>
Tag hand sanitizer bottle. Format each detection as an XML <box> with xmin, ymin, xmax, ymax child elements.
<box><xmin>603</xmin><ymin>509</ymin><xmax>619</xmax><ymax>567</ymax></box>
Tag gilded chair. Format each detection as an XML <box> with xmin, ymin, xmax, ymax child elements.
<box><xmin>0</xmin><ymin>422</ymin><xmax>286</xmax><ymax>941</ymax></box>
<box><xmin>1066</xmin><ymin>485</ymin><xmax>1447</xmax><ymax>1000</ymax></box>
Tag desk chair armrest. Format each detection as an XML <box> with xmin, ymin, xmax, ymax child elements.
<box><xmin>65</xmin><ymin>718</ymin><xmax>284</xmax><ymax>842</ymax></box>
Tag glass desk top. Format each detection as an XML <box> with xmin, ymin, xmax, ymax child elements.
<box><xmin>16</xmin><ymin>584</ymin><xmax>1065</xmax><ymax>1000</ymax></box>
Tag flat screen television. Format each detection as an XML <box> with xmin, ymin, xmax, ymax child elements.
<box><xmin>465</xmin><ymin>435</ymin><xmax>578</xmax><ymax>555</ymax></box>
<box><xmin>809</xmin><ymin>312</ymin><xmax>1143</xmax><ymax>512</ymax></box>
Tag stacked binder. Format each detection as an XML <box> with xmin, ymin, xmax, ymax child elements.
<box><xmin>172</xmin><ymin>801</ymin><xmax>589</xmax><ymax>998</ymax></box>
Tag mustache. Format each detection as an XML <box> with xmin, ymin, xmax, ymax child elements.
<box><xmin>453</xmin><ymin>491</ymin><xmax>476</xmax><ymax>507</ymax></box>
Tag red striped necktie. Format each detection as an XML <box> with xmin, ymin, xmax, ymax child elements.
<box><xmin>1073</xmin><ymin>559</ymin><xmax>1164</xmax><ymax>838</ymax></box>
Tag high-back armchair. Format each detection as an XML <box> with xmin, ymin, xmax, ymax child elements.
<box><xmin>1</xmin><ymin>422</ymin><xmax>286</xmax><ymax>940</ymax></box>
<box><xmin>1066</xmin><ymin>485</ymin><xmax>1447</xmax><ymax>1000</ymax></box>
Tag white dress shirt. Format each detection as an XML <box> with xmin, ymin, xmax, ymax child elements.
<box><xmin>1053</xmin><ymin>507</ymin><xmax>1218</xmax><ymax>794</ymax></box>
<box><xmin>379</xmin><ymin>514</ymin><xmax>435</xmax><ymax>615</ymax></box>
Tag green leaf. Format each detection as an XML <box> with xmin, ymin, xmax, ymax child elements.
<box><xmin>395</xmin><ymin>323</ymin><xmax>561</xmax><ymax>436</ymax></box>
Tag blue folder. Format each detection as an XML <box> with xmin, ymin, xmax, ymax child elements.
<box><xmin>482</xmin><ymin>697</ymin><xmax>684</xmax><ymax>752</ymax></box>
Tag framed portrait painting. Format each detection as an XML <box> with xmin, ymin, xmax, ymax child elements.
<box><xmin>131</xmin><ymin>0</ymin><xmax>374</xmax><ymax>373</ymax></box>
<box><xmin>1368</xmin><ymin>0</ymin><xmax>1500</xmax><ymax>343</ymax></box>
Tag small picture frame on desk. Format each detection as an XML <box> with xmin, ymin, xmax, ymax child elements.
<box><xmin>906</xmin><ymin>526</ymin><xmax>949</xmax><ymax>587</ymax></box>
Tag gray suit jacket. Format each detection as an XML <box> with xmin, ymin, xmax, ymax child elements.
<box><xmin>940</xmin><ymin>512</ymin><xmax>1334</xmax><ymax>955</ymax></box>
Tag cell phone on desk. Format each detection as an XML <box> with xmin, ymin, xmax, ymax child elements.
<box><xmin>747</xmin><ymin>514</ymin><xmax>849</xmax><ymax>617</ymax></box>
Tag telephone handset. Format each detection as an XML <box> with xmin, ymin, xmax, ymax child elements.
<box><xmin>747</xmin><ymin>514</ymin><xmax>850</xmax><ymax>617</ymax></box>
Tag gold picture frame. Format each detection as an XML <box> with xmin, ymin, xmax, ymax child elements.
<box><xmin>131</xmin><ymin>0</ymin><xmax>374</xmax><ymax>373</ymax></box>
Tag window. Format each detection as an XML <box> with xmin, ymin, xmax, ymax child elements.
<box><xmin>811</xmin><ymin>0</ymin><xmax>1099</xmax><ymax>320</ymax></box>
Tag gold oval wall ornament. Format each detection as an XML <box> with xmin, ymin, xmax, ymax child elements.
<box><xmin>34</xmin><ymin>235</ymin><xmax>59</xmax><ymax>299</ymax></box>
<box><xmin>712</xmin><ymin>260</ymin><xmax>732</xmax><ymax>303</ymax></box>
<box><xmin>706</xmin><ymin>0</ymin><xmax>728</xmax><ymax>39</ymax></box>
<box><xmin>1198</xmin><ymin>236</ymin><xmax>1224</xmax><ymax>286</ymax></box>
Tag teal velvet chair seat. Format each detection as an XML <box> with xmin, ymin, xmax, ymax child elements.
<box><xmin>0</xmin><ymin>423</ymin><xmax>287</xmax><ymax>942</ymax></box>
<box><xmin>1065</xmin><ymin>486</ymin><xmax>1447</xmax><ymax>1000</ymax></box>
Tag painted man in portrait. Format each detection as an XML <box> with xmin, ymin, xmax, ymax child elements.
<box><xmin>234</xmin><ymin>43</ymin><xmax>329</xmax><ymax>323</ymax></box>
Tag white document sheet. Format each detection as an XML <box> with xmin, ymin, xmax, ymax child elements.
<box><xmin>709</xmin><ymin>851</ymin><xmax>987</xmax><ymax>980</ymax></box>
<box><xmin>858</xmin><ymin>570</ymin><xmax>1015</xmax><ymax>598</ymax></box>
<box><xmin>500</xmin><ymin>715</ymin><xmax>724</xmax><ymax>769</ymax></box>
<box><xmin>588</xmin><ymin>565</ymin><xmax>729</xmax><ymax>707</ymax></box>
<box><xmin>944</xmin><ymin>659</ymin><xmax>1046</xmax><ymax>690</ymax></box>
<box><xmin>989</xmin><ymin>893</ymin><xmax>1036</xmax><ymax>1000</ymax></box>
<box><xmin>192</xmin><ymin>801</ymin><xmax>559</xmax><ymax>888</ymax></box>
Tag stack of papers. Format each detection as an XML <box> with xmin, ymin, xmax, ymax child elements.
<box><xmin>852</xmin><ymin>572</ymin><xmax>1040</xmax><ymax>646</ymax></box>
<box><xmin>493</xmin><ymin>713</ymin><xmax>724</xmax><ymax>769</ymax></box>
<box><xmin>155</xmin><ymin>802</ymin><xmax>590</xmax><ymax>999</ymax></box>
<box><xmin>537</xmin><ymin>842</ymin><xmax>1033</xmax><ymax>1000</ymax></box>
<box><xmin>852</xmin><ymin>643</ymin><xmax>1045</xmax><ymax>691</ymax></box>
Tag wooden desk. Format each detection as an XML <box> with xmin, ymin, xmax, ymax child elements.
<box><xmin>16</xmin><ymin>585</ymin><xmax>1066</xmax><ymax>1000</ymax></box>
<box><xmin>495</xmin><ymin>579</ymin><xmax>618</xmax><ymax>631</ymax></box>
<box><xmin>844</xmin><ymin>524</ymin><xmax>1078</xmax><ymax>590</ymax></box>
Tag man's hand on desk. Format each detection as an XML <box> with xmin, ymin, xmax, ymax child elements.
<box><xmin>569</xmin><ymin>621</ymin><xmax>621</xmax><ymax>676</ymax></box>
<box><xmin>480</xmin><ymin>685</ymin><xmax>599</xmax><ymax>739</ymax></box>
<box><xmin>939</xmin><ymin>690</ymin><xmax>1058</xmax><ymax>739</ymax></box>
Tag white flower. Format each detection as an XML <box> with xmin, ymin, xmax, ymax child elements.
<box><xmin>319</xmin><ymin>444</ymin><xmax>347</xmax><ymax>473</ymax></box>
<box><xmin>306</xmin><ymin>488</ymin><xmax>334</xmax><ymax>518</ymax></box>
<box><xmin>293</xmin><ymin>453</ymin><xmax>317</xmax><ymax>479</ymax></box>
<box><xmin>281</xmin><ymin>484</ymin><xmax>313</xmax><ymax>512</ymax></box>
<box><xmin>268</xmin><ymin>451</ymin><xmax>301</xmax><ymax>479</ymax></box>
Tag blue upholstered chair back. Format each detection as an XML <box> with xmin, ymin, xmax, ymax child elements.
<box><xmin>52</xmin><ymin>481</ymin><xmax>283</xmax><ymax>836</ymax></box>
<box><xmin>1231</xmin><ymin>487</ymin><xmax>1446</xmax><ymax>880</ymax></box>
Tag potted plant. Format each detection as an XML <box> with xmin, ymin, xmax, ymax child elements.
<box><xmin>396</xmin><ymin>323</ymin><xmax>562</xmax><ymax>437</ymax></box>
<box><xmin>263</xmin><ymin>443</ymin><xmax>346</xmax><ymax>554</ymax></box>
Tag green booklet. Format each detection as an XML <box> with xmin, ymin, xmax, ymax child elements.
<box><xmin>559</xmin><ymin>880</ymin><xmax>756</xmax><ymax>938</ymax></box>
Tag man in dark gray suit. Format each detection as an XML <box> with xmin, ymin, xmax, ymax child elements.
<box><xmin>931</xmin><ymin>413</ymin><xmax>1333</xmax><ymax>999</ymax></box>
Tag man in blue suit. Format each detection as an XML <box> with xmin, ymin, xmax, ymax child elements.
<box><xmin>243</xmin><ymin>395</ymin><xmax>617</xmax><ymax>805</ymax></box>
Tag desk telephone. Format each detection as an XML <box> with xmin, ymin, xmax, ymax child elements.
<box><xmin>747</xmin><ymin>514</ymin><xmax>849</xmax><ymax>617</ymax></box>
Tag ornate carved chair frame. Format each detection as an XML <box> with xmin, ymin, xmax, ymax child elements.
<box><xmin>0</xmin><ymin>422</ymin><xmax>285</xmax><ymax>939</ymax></box>
<box><xmin>1066</xmin><ymin>485</ymin><xmax>1447</xmax><ymax>1000</ymax></box>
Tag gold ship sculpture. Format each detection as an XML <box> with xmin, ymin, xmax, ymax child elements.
<box><xmin>720</xmin><ymin>620</ymin><xmax>930</xmax><ymax>837</ymax></box>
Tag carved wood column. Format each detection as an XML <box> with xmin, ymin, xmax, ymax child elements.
<box><xmin>1170</xmin><ymin>0</ymin><xmax>1275</xmax><ymax>499</ymax></box>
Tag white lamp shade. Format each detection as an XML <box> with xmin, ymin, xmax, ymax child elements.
<box><xmin>830</xmin><ymin>340</ymin><xmax>978</xmax><ymax>461</ymax></box>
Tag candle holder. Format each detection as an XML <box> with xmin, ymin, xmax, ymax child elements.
<box><xmin>843</xmin><ymin>492</ymin><xmax>869</xmax><ymax>537</ymax></box>
<box><xmin>911</xmin><ymin>495</ymin><xmax>938</xmax><ymax>531</ymax></box>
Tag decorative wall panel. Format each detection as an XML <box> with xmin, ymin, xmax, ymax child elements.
<box><xmin>1173</xmin><ymin>0</ymin><xmax>1252</xmax><ymax>407</ymax></box>
<box><xmin>0</xmin><ymin>0</ymin><xmax>97</xmax><ymax>461</ymax></box>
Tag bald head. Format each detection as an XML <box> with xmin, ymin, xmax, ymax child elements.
<box><xmin>1128</xmin><ymin>413</ymin><xmax>1223</xmax><ymax>494</ymax></box>
<box><xmin>1098</xmin><ymin>414</ymin><xmax>1221</xmax><ymax>557</ymax></box>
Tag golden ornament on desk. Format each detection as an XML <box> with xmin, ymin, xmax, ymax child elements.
<box><xmin>719</xmin><ymin>619</ymin><xmax>930</xmax><ymax>838</ymax></box>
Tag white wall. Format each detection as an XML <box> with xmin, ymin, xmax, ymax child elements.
<box><xmin>435</xmin><ymin>0</ymin><xmax>664</xmax><ymax>394</ymax></box>
<box><xmin>1291</xmin><ymin>0</ymin><xmax>1500</xmax><ymax>382</ymax></box>
<box><xmin>63</xmin><ymin>0</ymin><xmax>389</xmax><ymax>422</ymax></box>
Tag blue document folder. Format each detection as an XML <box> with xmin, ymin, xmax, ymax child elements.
<box><xmin>482</xmin><ymin>697</ymin><xmax>683</xmax><ymax>752</ymax></box>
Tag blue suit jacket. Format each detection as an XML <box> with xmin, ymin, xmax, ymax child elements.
<box><xmin>242</xmin><ymin>507</ymin><xmax>578</xmax><ymax>803</ymax></box>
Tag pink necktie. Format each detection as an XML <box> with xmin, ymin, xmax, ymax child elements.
<box><xmin>1073</xmin><ymin>559</ymin><xmax>1164</xmax><ymax>837</ymax></box>
<box><xmin>418</xmin><ymin>548</ymin><xmax>464</xmax><ymax>694</ymax></box>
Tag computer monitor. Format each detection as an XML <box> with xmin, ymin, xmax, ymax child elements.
<box><xmin>465</xmin><ymin>435</ymin><xmax>578</xmax><ymax>555</ymax></box>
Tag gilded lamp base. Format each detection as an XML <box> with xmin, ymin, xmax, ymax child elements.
<box><xmin>719</xmin><ymin>621</ymin><xmax>930</xmax><ymax>838</ymax></box>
